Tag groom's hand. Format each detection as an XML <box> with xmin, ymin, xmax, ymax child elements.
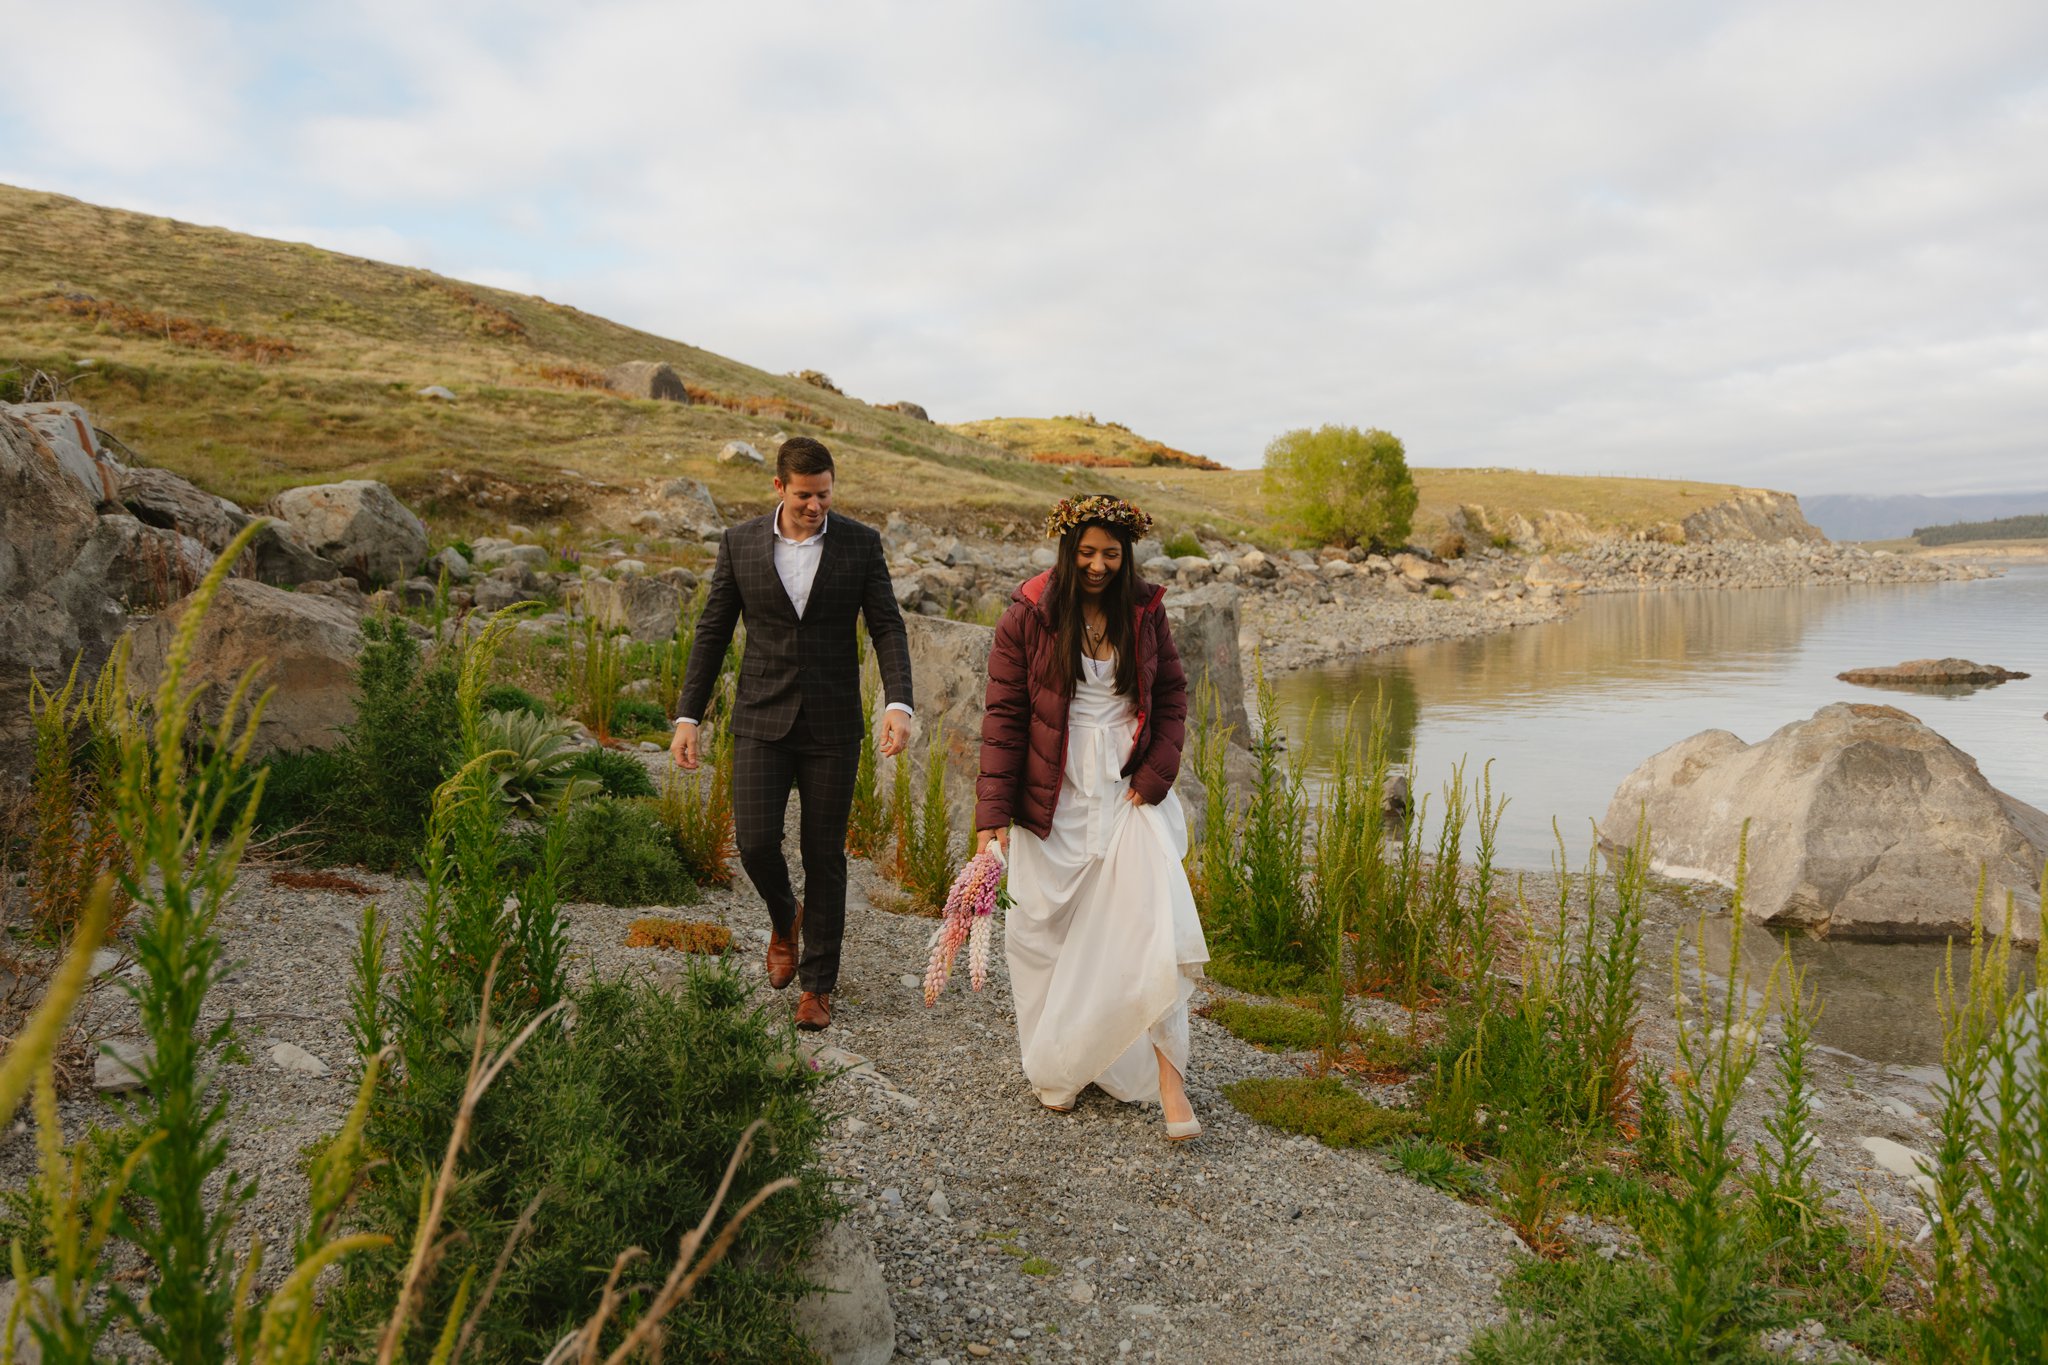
<box><xmin>670</xmin><ymin>721</ymin><xmax>700</xmax><ymax>770</ymax></box>
<box><xmin>878</xmin><ymin>710</ymin><xmax>910</xmax><ymax>758</ymax></box>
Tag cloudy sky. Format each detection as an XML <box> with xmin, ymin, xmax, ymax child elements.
<box><xmin>2</xmin><ymin>1</ymin><xmax>2043</xmax><ymax>494</ymax></box>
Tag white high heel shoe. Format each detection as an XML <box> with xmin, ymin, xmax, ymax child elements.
<box><xmin>1164</xmin><ymin>1112</ymin><xmax>1202</xmax><ymax>1142</ymax></box>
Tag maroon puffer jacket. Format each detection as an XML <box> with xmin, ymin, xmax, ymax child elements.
<box><xmin>974</xmin><ymin>571</ymin><xmax>1188</xmax><ymax>840</ymax></box>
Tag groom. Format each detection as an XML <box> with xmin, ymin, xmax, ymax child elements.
<box><xmin>671</xmin><ymin>436</ymin><xmax>914</xmax><ymax>1030</ymax></box>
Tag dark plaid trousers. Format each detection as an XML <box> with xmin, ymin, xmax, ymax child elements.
<box><xmin>731</xmin><ymin>705</ymin><xmax>862</xmax><ymax>995</ymax></box>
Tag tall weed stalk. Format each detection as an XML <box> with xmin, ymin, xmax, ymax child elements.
<box><xmin>574</xmin><ymin>616</ymin><xmax>626</xmax><ymax>744</ymax></box>
<box><xmin>900</xmin><ymin>727</ymin><xmax>958</xmax><ymax>912</ymax></box>
<box><xmin>846</xmin><ymin>679</ymin><xmax>886</xmax><ymax>857</ymax></box>
<box><xmin>1917</xmin><ymin>864</ymin><xmax>2048</xmax><ymax>1363</ymax></box>
<box><xmin>1661</xmin><ymin>826</ymin><xmax>1773</xmax><ymax>1358</ymax></box>
<box><xmin>1232</xmin><ymin>660</ymin><xmax>1311</xmax><ymax>966</ymax></box>
<box><xmin>1185</xmin><ymin>677</ymin><xmax>1239</xmax><ymax>924</ymax></box>
<box><xmin>1748</xmin><ymin>938</ymin><xmax>1826</xmax><ymax>1254</ymax></box>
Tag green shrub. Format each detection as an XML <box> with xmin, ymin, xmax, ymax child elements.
<box><xmin>334</xmin><ymin>969</ymin><xmax>834</xmax><ymax>1359</ymax></box>
<box><xmin>327</xmin><ymin>614</ymin><xmax>460</xmax><ymax>868</ymax></box>
<box><xmin>1260</xmin><ymin>424</ymin><xmax>1417</xmax><ymax>550</ymax></box>
<box><xmin>565</xmin><ymin>746</ymin><xmax>657</xmax><ymax>799</ymax></box>
<box><xmin>252</xmin><ymin>747</ymin><xmax>349</xmax><ymax>840</ymax></box>
<box><xmin>1207</xmin><ymin>1000</ymin><xmax>1328</xmax><ymax>1051</ymax></box>
<box><xmin>479</xmin><ymin>682</ymin><xmax>547</xmax><ymax>718</ymax></box>
<box><xmin>1202</xmin><ymin>950</ymin><xmax>1307</xmax><ymax>999</ymax></box>
<box><xmin>1389</xmin><ymin>1136</ymin><xmax>1481</xmax><ymax>1197</ymax></box>
<box><xmin>1223</xmin><ymin>1076</ymin><xmax>1416</xmax><ymax>1150</ymax></box>
<box><xmin>557</xmin><ymin>798</ymin><xmax>697</xmax><ymax>907</ymax></box>
<box><xmin>1161</xmin><ymin>530</ymin><xmax>1203</xmax><ymax>559</ymax></box>
<box><xmin>612</xmin><ymin>697</ymin><xmax>671</xmax><ymax>734</ymax></box>
<box><xmin>898</xmin><ymin>728</ymin><xmax>959</xmax><ymax>913</ymax></box>
<box><xmin>656</xmin><ymin>711</ymin><xmax>735</xmax><ymax>887</ymax></box>
<box><xmin>846</xmin><ymin>681</ymin><xmax>886</xmax><ymax>857</ymax></box>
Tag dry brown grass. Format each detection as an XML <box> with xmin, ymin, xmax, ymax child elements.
<box><xmin>42</xmin><ymin>294</ymin><xmax>301</xmax><ymax>362</ymax></box>
<box><xmin>270</xmin><ymin>869</ymin><xmax>379</xmax><ymax>895</ymax></box>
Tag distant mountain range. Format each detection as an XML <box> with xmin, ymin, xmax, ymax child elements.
<box><xmin>1799</xmin><ymin>491</ymin><xmax>2048</xmax><ymax>542</ymax></box>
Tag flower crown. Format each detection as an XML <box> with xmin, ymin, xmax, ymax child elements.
<box><xmin>1044</xmin><ymin>494</ymin><xmax>1153</xmax><ymax>541</ymax></box>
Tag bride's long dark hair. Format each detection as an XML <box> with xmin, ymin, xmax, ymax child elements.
<box><xmin>1038</xmin><ymin>520</ymin><xmax>1140</xmax><ymax>698</ymax></box>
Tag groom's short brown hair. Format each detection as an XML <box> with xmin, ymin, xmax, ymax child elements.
<box><xmin>776</xmin><ymin>436</ymin><xmax>835</xmax><ymax>482</ymax></box>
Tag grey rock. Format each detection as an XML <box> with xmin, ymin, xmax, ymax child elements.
<box><xmin>791</xmin><ymin>1221</ymin><xmax>894</xmax><ymax>1365</ymax></box>
<box><xmin>1603</xmin><ymin>702</ymin><xmax>2048</xmax><ymax>943</ymax></box>
<box><xmin>718</xmin><ymin>441</ymin><xmax>766</xmax><ymax>466</ymax></box>
<box><xmin>582</xmin><ymin>575</ymin><xmax>682</xmax><ymax>644</ymax></box>
<box><xmin>268</xmin><ymin>1042</ymin><xmax>331</xmax><ymax>1076</ymax></box>
<box><xmin>606</xmin><ymin>360</ymin><xmax>687</xmax><ymax>401</ymax></box>
<box><xmin>0</xmin><ymin>1274</ymin><xmax>48</xmax><ymax>1361</ymax></box>
<box><xmin>124</xmin><ymin>578</ymin><xmax>364</xmax><ymax>756</ymax></box>
<box><xmin>416</xmin><ymin>384</ymin><xmax>457</xmax><ymax>401</ymax></box>
<box><xmin>429</xmin><ymin>546</ymin><xmax>472</xmax><ymax>581</ymax></box>
<box><xmin>96</xmin><ymin>1035</ymin><xmax>153</xmax><ymax>1093</ymax></box>
<box><xmin>265</xmin><ymin>480</ymin><xmax>429</xmax><ymax>587</ymax></box>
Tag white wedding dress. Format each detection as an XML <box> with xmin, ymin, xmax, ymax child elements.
<box><xmin>1004</xmin><ymin>654</ymin><xmax>1210</xmax><ymax>1108</ymax></box>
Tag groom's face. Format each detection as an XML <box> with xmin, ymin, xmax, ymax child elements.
<box><xmin>773</xmin><ymin>470</ymin><xmax>833</xmax><ymax>538</ymax></box>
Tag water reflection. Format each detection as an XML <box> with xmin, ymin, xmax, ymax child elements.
<box><xmin>1274</xmin><ymin>568</ymin><xmax>2048</xmax><ymax>869</ymax></box>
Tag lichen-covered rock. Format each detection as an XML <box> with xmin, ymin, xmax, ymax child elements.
<box><xmin>581</xmin><ymin>575</ymin><xmax>682</xmax><ymax>644</ymax></box>
<box><xmin>124</xmin><ymin>578</ymin><xmax>364</xmax><ymax>756</ymax></box>
<box><xmin>265</xmin><ymin>479</ymin><xmax>428</xmax><ymax>587</ymax></box>
<box><xmin>1838</xmin><ymin>658</ymin><xmax>2030</xmax><ymax>687</ymax></box>
<box><xmin>1602</xmin><ymin>702</ymin><xmax>2048</xmax><ymax>944</ymax></box>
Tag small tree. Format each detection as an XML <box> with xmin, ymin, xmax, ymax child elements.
<box><xmin>1261</xmin><ymin>424</ymin><xmax>1417</xmax><ymax>549</ymax></box>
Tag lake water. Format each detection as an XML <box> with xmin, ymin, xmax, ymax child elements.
<box><xmin>1272</xmin><ymin>564</ymin><xmax>2048</xmax><ymax>1063</ymax></box>
<box><xmin>1274</xmin><ymin>564</ymin><xmax>2048</xmax><ymax>870</ymax></box>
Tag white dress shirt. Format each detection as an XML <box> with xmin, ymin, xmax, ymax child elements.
<box><xmin>675</xmin><ymin>506</ymin><xmax>912</xmax><ymax>726</ymax></box>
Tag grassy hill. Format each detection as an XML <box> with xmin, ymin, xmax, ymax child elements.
<box><xmin>1</xmin><ymin>183</ymin><xmax>1762</xmax><ymax>547</ymax></box>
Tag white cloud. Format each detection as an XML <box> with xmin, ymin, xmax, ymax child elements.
<box><xmin>4</xmin><ymin>0</ymin><xmax>2044</xmax><ymax>492</ymax></box>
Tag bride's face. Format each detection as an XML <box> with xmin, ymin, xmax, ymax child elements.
<box><xmin>1073</xmin><ymin>526</ymin><xmax>1123</xmax><ymax>597</ymax></box>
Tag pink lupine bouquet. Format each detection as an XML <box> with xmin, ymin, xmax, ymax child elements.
<box><xmin>922</xmin><ymin>846</ymin><xmax>1012</xmax><ymax>1006</ymax></box>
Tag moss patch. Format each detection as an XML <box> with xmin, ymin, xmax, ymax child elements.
<box><xmin>624</xmin><ymin>917</ymin><xmax>731</xmax><ymax>954</ymax></box>
<box><xmin>1223</xmin><ymin>1076</ymin><xmax>1418</xmax><ymax>1150</ymax></box>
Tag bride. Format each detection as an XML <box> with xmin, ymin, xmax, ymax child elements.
<box><xmin>974</xmin><ymin>495</ymin><xmax>1210</xmax><ymax>1140</ymax></box>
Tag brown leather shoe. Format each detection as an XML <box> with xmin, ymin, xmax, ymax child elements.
<box><xmin>765</xmin><ymin>903</ymin><xmax>803</xmax><ymax>990</ymax></box>
<box><xmin>795</xmin><ymin>990</ymin><xmax>832</xmax><ymax>1031</ymax></box>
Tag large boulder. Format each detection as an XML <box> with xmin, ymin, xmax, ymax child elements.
<box><xmin>581</xmin><ymin>575</ymin><xmax>682</xmax><ymax>644</ymax></box>
<box><xmin>900</xmin><ymin>614</ymin><xmax>996</xmax><ymax>815</ymax></box>
<box><xmin>790</xmin><ymin>1221</ymin><xmax>895</xmax><ymax>1365</ymax></box>
<box><xmin>1601</xmin><ymin>702</ymin><xmax>2048</xmax><ymax>944</ymax></box>
<box><xmin>124</xmin><ymin>579</ymin><xmax>364</xmax><ymax>756</ymax></box>
<box><xmin>118</xmin><ymin>465</ymin><xmax>339</xmax><ymax>587</ymax></box>
<box><xmin>265</xmin><ymin>480</ymin><xmax>428</xmax><ymax>588</ymax></box>
<box><xmin>1164</xmin><ymin>584</ymin><xmax>1249</xmax><ymax>744</ymax></box>
<box><xmin>1</xmin><ymin>407</ymin><xmax>210</xmax><ymax>783</ymax></box>
<box><xmin>632</xmin><ymin>477</ymin><xmax>725</xmax><ymax>541</ymax></box>
<box><xmin>605</xmin><ymin>360</ymin><xmax>688</xmax><ymax>402</ymax></box>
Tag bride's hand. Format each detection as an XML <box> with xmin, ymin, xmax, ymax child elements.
<box><xmin>1124</xmin><ymin>787</ymin><xmax>1148</xmax><ymax>806</ymax></box>
<box><xmin>975</xmin><ymin>827</ymin><xmax>1009</xmax><ymax>858</ymax></box>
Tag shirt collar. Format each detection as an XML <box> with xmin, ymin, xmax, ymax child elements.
<box><xmin>772</xmin><ymin>506</ymin><xmax>829</xmax><ymax>547</ymax></box>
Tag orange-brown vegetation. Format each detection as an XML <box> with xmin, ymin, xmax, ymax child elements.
<box><xmin>409</xmin><ymin>274</ymin><xmax>529</xmax><ymax>340</ymax></box>
<box><xmin>42</xmin><ymin>295</ymin><xmax>302</xmax><ymax>363</ymax></box>
<box><xmin>528</xmin><ymin>360</ymin><xmax>614</xmax><ymax>391</ymax></box>
<box><xmin>683</xmin><ymin>383</ymin><xmax>833</xmax><ymax>429</ymax></box>
<box><xmin>624</xmin><ymin>917</ymin><xmax>734</xmax><ymax>954</ymax></box>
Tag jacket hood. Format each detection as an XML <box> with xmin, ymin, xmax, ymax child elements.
<box><xmin>1013</xmin><ymin>569</ymin><xmax>1165</xmax><ymax>619</ymax></box>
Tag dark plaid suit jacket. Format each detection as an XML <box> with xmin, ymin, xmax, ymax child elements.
<box><xmin>677</xmin><ymin>511</ymin><xmax>914</xmax><ymax>746</ymax></box>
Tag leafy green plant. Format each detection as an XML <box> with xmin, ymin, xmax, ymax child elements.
<box><xmin>1184</xmin><ymin>676</ymin><xmax>1239</xmax><ymax>925</ymax></box>
<box><xmin>563</xmin><ymin>745</ymin><xmax>656</xmax><ymax>799</ymax></box>
<box><xmin>1206</xmin><ymin>999</ymin><xmax>1333</xmax><ymax>1052</ymax></box>
<box><xmin>657</xmin><ymin>701</ymin><xmax>735</xmax><ymax>887</ymax></box>
<box><xmin>315</xmin><ymin>613</ymin><xmax>461</xmax><ymax>869</ymax></box>
<box><xmin>898</xmin><ymin>727</ymin><xmax>959</xmax><ymax>913</ymax></box>
<box><xmin>557</xmin><ymin>798</ymin><xmax>698</xmax><ymax>907</ymax></box>
<box><xmin>1161</xmin><ymin>530</ymin><xmax>1203</xmax><ymax>559</ymax></box>
<box><xmin>479</xmin><ymin>707</ymin><xmax>602</xmax><ymax>810</ymax></box>
<box><xmin>336</xmin><ymin>967</ymin><xmax>834</xmax><ymax>1359</ymax></box>
<box><xmin>1201</xmin><ymin>950</ymin><xmax>1307</xmax><ymax>999</ymax></box>
<box><xmin>1916</xmin><ymin>864</ymin><xmax>2048</xmax><ymax>1363</ymax></box>
<box><xmin>846</xmin><ymin>680</ymin><xmax>887</xmax><ymax>858</ymax></box>
<box><xmin>1389</xmin><ymin>1136</ymin><xmax>1481</xmax><ymax>1197</ymax></box>
<box><xmin>574</xmin><ymin>616</ymin><xmax>626</xmax><ymax>743</ymax></box>
<box><xmin>24</xmin><ymin>651</ymin><xmax>129</xmax><ymax>943</ymax></box>
<box><xmin>1747</xmin><ymin>939</ymin><xmax>1827</xmax><ymax>1255</ymax></box>
<box><xmin>1214</xmin><ymin>661</ymin><xmax>1312</xmax><ymax>968</ymax></box>
<box><xmin>1660</xmin><ymin>827</ymin><xmax>1773</xmax><ymax>1359</ymax></box>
